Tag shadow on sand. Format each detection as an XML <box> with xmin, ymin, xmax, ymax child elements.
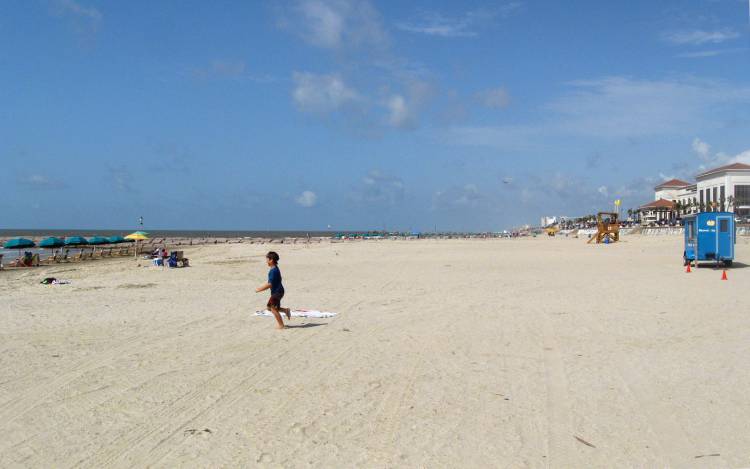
<box><xmin>695</xmin><ymin>261</ymin><xmax>749</xmax><ymax>269</ymax></box>
<box><xmin>286</xmin><ymin>323</ymin><xmax>326</xmax><ymax>329</ymax></box>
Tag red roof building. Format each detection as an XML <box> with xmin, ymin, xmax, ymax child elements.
<box><xmin>640</xmin><ymin>198</ymin><xmax>675</xmax><ymax>209</ymax></box>
<box><xmin>696</xmin><ymin>162</ymin><xmax>750</xmax><ymax>179</ymax></box>
<box><xmin>654</xmin><ymin>178</ymin><xmax>691</xmax><ymax>190</ymax></box>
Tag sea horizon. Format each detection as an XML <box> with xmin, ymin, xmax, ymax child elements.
<box><xmin>0</xmin><ymin>229</ymin><xmax>359</xmax><ymax>239</ymax></box>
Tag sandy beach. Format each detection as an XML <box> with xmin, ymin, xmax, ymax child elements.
<box><xmin>1</xmin><ymin>235</ymin><xmax>749</xmax><ymax>468</ymax></box>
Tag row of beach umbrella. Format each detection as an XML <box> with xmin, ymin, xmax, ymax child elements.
<box><xmin>2</xmin><ymin>231</ymin><xmax>150</xmax><ymax>260</ymax></box>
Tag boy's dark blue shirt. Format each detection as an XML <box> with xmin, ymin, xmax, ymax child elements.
<box><xmin>268</xmin><ymin>266</ymin><xmax>284</xmax><ymax>296</ymax></box>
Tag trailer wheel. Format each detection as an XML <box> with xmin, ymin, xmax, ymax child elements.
<box><xmin>723</xmin><ymin>260</ymin><xmax>733</xmax><ymax>267</ymax></box>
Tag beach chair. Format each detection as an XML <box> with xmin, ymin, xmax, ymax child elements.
<box><xmin>173</xmin><ymin>251</ymin><xmax>189</xmax><ymax>267</ymax></box>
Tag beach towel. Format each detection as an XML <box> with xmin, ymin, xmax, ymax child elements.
<box><xmin>40</xmin><ymin>277</ymin><xmax>71</xmax><ymax>285</ymax></box>
<box><xmin>254</xmin><ymin>309</ymin><xmax>337</xmax><ymax>319</ymax></box>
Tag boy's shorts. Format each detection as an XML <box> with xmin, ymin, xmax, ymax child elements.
<box><xmin>267</xmin><ymin>293</ymin><xmax>284</xmax><ymax>309</ymax></box>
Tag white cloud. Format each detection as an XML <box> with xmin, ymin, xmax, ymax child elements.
<box><xmin>295</xmin><ymin>190</ymin><xmax>318</xmax><ymax>207</ymax></box>
<box><xmin>476</xmin><ymin>87</ymin><xmax>510</xmax><ymax>109</ymax></box>
<box><xmin>676</xmin><ymin>48</ymin><xmax>746</xmax><ymax>59</ymax></box>
<box><xmin>453</xmin><ymin>76</ymin><xmax>737</xmax><ymax>149</ymax></box>
<box><xmin>731</xmin><ymin>149</ymin><xmax>750</xmax><ymax>165</ymax></box>
<box><xmin>54</xmin><ymin>0</ymin><xmax>102</xmax><ymax>22</ymax></box>
<box><xmin>597</xmin><ymin>186</ymin><xmax>609</xmax><ymax>197</ymax></box>
<box><xmin>17</xmin><ymin>174</ymin><xmax>67</xmax><ymax>190</ymax></box>
<box><xmin>396</xmin><ymin>4</ymin><xmax>522</xmax><ymax>38</ymax></box>
<box><xmin>352</xmin><ymin>170</ymin><xmax>404</xmax><ymax>205</ymax></box>
<box><xmin>447</xmin><ymin>77</ymin><xmax>750</xmax><ymax>148</ymax></box>
<box><xmin>446</xmin><ymin>124</ymin><xmax>542</xmax><ymax>151</ymax></box>
<box><xmin>545</xmin><ymin>77</ymin><xmax>750</xmax><ymax>137</ymax></box>
<box><xmin>690</xmin><ymin>138</ymin><xmax>750</xmax><ymax>169</ymax></box>
<box><xmin>692</xmin><ymin>137</ymin><xmax>711</xmax><ymax>161</ymax></box>
<box><xmin>433</xmin><ymin>184</ymin><xmax>484</xmax><ymax>209</ymax></box>
<box><xmin>661</xmin><ymin>29</ymin><xmax>740</xmax><ymax>46</ymax></box>
<box><xmin>288</xmin><ymin>0</ymin><xmax>388</xmax><ymax>50</ymax></box>
<box><xmin>292</xmin><ymin>72</ymin><xmax>360</xmax><ymax>113</ymax></box>
<box><xmin>396</xmin><ymin>13</ymin><xmax>477</xmax><ymax>38</ymax></box>
<box><xmin>386</xmin><ymin>95</ymin><xmax>413</xmax><ymax>128</ymax></box>
<box><xmin>187</xmin><ymin>60</ymin><xmax>275</xmax><ymax>83</ymax></box>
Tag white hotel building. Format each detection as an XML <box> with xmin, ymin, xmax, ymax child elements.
<box><xmin>638</xmin><ymin>162</ymin><xmax>750</xmax><ymax>225</ymax></box>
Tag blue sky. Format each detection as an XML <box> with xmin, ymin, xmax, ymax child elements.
<box><xmin>2</xmin><ymin>0</ymin><xmax>749</xmax><ymax>231</ymax></box>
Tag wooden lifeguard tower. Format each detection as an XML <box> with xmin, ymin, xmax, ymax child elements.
<box><xmin>587</xmin><ymin>212</ymin><xmax>620</xmax><ymax>244</ymax></box>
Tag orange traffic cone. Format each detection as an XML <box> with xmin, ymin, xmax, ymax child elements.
<box><xmin>686</xmin><ymin>263</ymin><xmax>691</xmax><ymax>273</ymax></box>
<box><xmin>721</xmin><ymin>270</ymin><xmax>728</xmax><ymax>280</ymax></box>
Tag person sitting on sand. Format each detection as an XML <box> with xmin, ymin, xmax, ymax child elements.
<box><xmin>255</xmin><ymin>251</ymin><xmax>291</xmax><ymax>329</ymax></box>
<box><xmin>9</xmin><ymin>251</ymin><xmax>34</xmax><ymax>267</ymax></box>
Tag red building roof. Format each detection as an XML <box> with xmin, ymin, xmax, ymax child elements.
<box><xmin>696</xmin><ymin>162</ymin><xmax>750</xmax><ymax>178</ymax></box>
<box><xmin>654</xmin><ymin>178</ymin><xmax>691</xmax><ymax>190</ymax></box>
<box><xmin>640</xmin><ymin>198</ymin><xmax>675</xmax><ymax>209</ymax></box>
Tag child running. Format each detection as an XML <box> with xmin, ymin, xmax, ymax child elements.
<box><xmin>255</xmin><ymin>251</ymin><xmax>291</xmax><ymax>329</ymax></box>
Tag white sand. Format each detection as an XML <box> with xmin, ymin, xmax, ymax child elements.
<box><xmin>1</xmin><ymin>235</ymin><xmax>749</xmax><ymax>467</ymax></box>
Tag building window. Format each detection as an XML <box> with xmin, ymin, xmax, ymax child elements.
<box><xmin>713</xmin><ymin>187</ymin><xmax>717</xmax><ymax>207</ymax></box>
<box><xmin>735</xmin><ymin>185</ymin><xmax>750</xmax><ymax>215</ymax></box>
<box><xmin>700</xmin><ymin>190</ymin><xmax>704</xmax><ymax>206</ymax></box>
<box><xmin>720</xmin><ymin>186</ymin><xmax>725</xmax><ymax>210</ymax></box>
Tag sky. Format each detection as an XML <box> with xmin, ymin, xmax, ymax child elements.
<box><xmin>2</xmin><ymin>0</ymin><xmax>750</xmax><ymax>232</ymax></box>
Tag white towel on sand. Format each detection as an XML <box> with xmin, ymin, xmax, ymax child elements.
<box><xmin>254</xmin><ymin>309</ymin><xmax>337</xmax><ymax>319</ymax></box>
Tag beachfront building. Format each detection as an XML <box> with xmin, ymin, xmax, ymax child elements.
<box><xmin>695</xmin><ymin>163</ymin><xmax>750</xmax><ymax>219</ymax></box>
<box><xmin>638</xmin><ymin>198</ymin><xmax>676</xmax><ymax>225</ymax></box>
<box><xmin>638</xmin><ymin>162</ymin><xmax>750</xmax><ymax>225</ymax></box>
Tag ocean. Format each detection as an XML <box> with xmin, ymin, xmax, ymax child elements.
<box><xmin>0</xmin><ymin>230</ymin><xmax>342</xmax><ymax>259</ymax></box>
<box><xmin>0</xmin><ymin>229</ymin><xmax>340</xmax><ymax>239</ymax></box>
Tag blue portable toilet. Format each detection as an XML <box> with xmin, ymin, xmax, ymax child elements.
<box><xmin>683</xmin><ymin>212</ymin><xmax>736</xmax><ymax>267</ymax></box>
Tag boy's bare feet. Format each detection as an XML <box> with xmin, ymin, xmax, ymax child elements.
<box><xmin>283</xmin><ymin>308</ymin><xmax>291</xmax><ymax>320</ymax></box>
<box><xmin>275</xmin><ymin>324</ymin><xmax>286</xmax><ymax>330</ymax></box>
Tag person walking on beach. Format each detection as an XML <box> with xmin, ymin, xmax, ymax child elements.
<box><xmin>255</xmin><ymin>251</ymin><xmax>291</xmax><ymax>329</ymax></box>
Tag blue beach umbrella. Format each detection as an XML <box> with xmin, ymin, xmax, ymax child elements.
<box><xmin>3</xmin><ymin>238</ymin><xmax>36</xmax><ymax>265</ymax></box>
<box><xmin>4</xmin><ymin>238</ymin><xmax>35</xmax><ymax>249</ymax></box>
<box><xmin>64</xmin><ymin>236</ymin><xmax>88</xmax><ymax>246</ymax></box>
<box><xmin>64</xmin><ymin>236</ymin><xmax>89</xmax><ymax>257</ymax></box>
<box><xmin>107</xmin><ymin>236</ymin><xmax>126</xmax><ymax>244</ymax></box>
<box><xmin>87</xmin><ymin>236</ymin><xmax>110</xmax><ymax>245</ymax></box>
<box><xmin>39</xmin><ymin>237</ymin><xmax>65</xmax><ymax>259</ymax></box>
<box><xmin>87</xmin><ymin>236</ymin><xmax>110</xmax><ymax>256</ymax></box>
<box><xmin>39</xmin><ymin>237</ymin><xmax>65</xmax><ymax>248</ymax></box>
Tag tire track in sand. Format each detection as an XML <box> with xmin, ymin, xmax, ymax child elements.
<box><xmin>0</xmin><ymin>313</ymin><xmax>227</xmax><ymax>433</ymax></box>
<box><xmin>74</xmin><ymin>317</ymin><xmax>333</xmax><ymax>468</ymax></box>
